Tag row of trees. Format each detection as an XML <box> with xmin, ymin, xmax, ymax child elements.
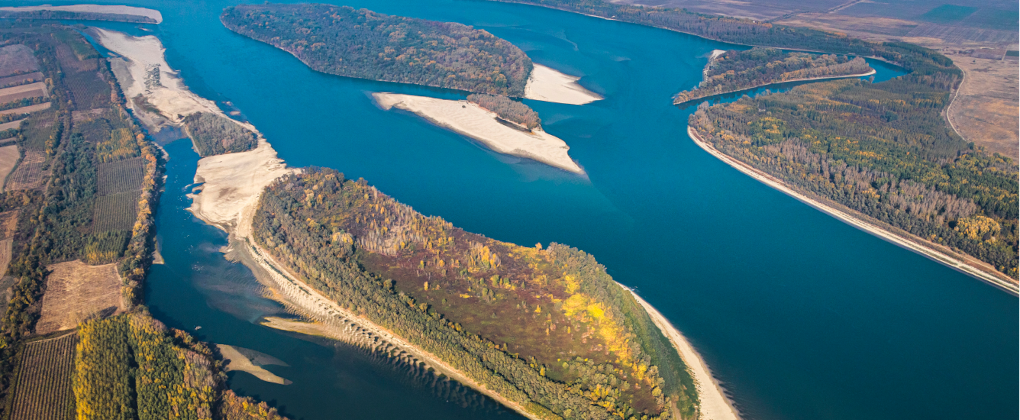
<box><xmin>252</xmin><ymin>169</ymin><xmax>695</xmax><ymax>420</ymax></box>
<box><xmin>221</xmin><ymin>4</ymin><xmax>533</xmax><ymax>96</ymax></box>
<box><xmin>467</xmin><ymin>93</ymin><xmax>542</xmax><ymax>130</ymax></box>
<box><xmin>673</xmin><ymin>48</ymin><xmax>872</xmax><ymax>104</ymax></box>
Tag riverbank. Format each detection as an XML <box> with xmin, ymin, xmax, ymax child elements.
<box><xmin>525</xmin><ymin>63</ymin><xmax>602</xmax><ymax>105</ymax></box>
<box><xmin>627</xmin><ymin>289</ymin><xmax>740</xmax><ymax>420</ymax></box>
<box><xmin>688</xmin><ymin>127</ymin><xmax>1019</xmax><ymax>294</ymax></box>
<box><xmin>674</xmin><ymin>69</ymin><xmax>876</xmax><ymax>106</ymax></box>
<box><xmin>373</xmin><ymin>92</ymin><xmax>585</xmax><ymax>174</ymax></box>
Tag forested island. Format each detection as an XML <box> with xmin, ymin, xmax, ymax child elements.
<box><xmin>251</xmin><ymin>169</ymin><xmax>697</xmax><ymax>419</ymax></box>
<box><xmin>221</xmin><ymin>3</ymin><xmax>533</xmax><ymax>96</ymax></box>
<box><xmin>0</xmin><ymin>22</ymin><xmax>286</xmax><ymax>419</ymax></box>
<box><xmin>467</xmin><ymin>93</ymin><xmax>542</xmax><ymax>130</ymax></box>
<box><xmin>673</xmin><ymin>48</ymin><xmax>873</xmax><ymax>105</ymax></box>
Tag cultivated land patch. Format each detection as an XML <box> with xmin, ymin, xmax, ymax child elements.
<box><xmin>91</xmin><ymin>191</ymin><xmax>140</xmax><ymax>233</ymax></box>
<box><xmin>0</xmin><ymin>239</ymin><xmax>11</xmax><ymax>278</ymax></box>
<box><xmin>0</xmin><ymin>71</ymin><xmax>43</xmax><ymax>89</ymax></box>
<box><xmin>0</xmin><ymin>119</ymin><xmax>24</xmax><ymax>131</ymax></box>
<box><xmin>945</xmin><ymin>52</ymin><xmax>1019</xmax><ymax>158</ymax></box>
<box><xmin>0</xmin><ymin>102</ymin><xmax>49</xmax><ymax>117</ymax></box>
<box><xmin>0</xmin><ymin>81</ymin><xmax>47</xmax><ymax>104</ymax></box>
<box><xmin>36</xmin><ymin>261</ymin><xmax>123</xmax><ymax>335</ymax></box>
<box><xmin>0</xmin><ymin>44</ymin><xmax>39</xmax><ymax>77</ymax></box>
<box><xmin>97</xmin><ymin>157</ymin><xmax>144</xmax><ymax>195</ymax></box>
<box><xmin>0</xmin><ymin>144</ymin><xmax>19</xmax><ymax>191</ymax></box>
<box><xmin>6</xmin><ymin>150</ymin><xmax>48</xmax><ymax>191</ymax></box>
<box><xmin>9</xmin><ymin>332</ymin><xmax>77</xmax><ymax>420</ymax></box>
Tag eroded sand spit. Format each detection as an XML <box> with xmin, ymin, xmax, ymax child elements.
<box><xmin>373</xmin><ymin>92</ymin><xmax>584</xmax><ymax>174</ymax></box>
<box><xmin>525</xmin><ymin>63</ymin><xmax>602</xmax><ymax>105</ymax></box>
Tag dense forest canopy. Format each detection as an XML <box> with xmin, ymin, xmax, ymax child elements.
<box><xmin>673</xmin><ymin>48</ymin><xmax>873</xmax><ymax>104</ymax></box>
<box><xmin>253</xmin><ymin>169</ymin><xmax>697</xmax><ymax>420</ymax></box>
<box><xmin>221</xmin><ymin>3</ymin><xmax>533</xmax><ymax>96</ymax></box>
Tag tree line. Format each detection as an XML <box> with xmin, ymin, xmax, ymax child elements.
<box><xmin>467</xmin><ymin>93</ymin><xmax>542</xmax><ymax>130</ymax></box>
<box><xmin>674</xmin><ymin>48</ymin><xmax>872</xmax><ymax>104</ymax></box>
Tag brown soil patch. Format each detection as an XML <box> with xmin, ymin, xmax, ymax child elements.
<box><xmin>0</xmin><ymin>102</ymin><xmax>50</xmax><ymax>116</ymax></box>
<box><xmin>0</xmin><ymin>210</ymin><xmax>18</xmax><ymax>239</ymax></box>
<box><xmin>0</xmin><ymin>145</ymin><xmax>19</xmax><ymax>192</ymax></box>
<box><xmin>945</xmin><ymin>52</ymin><xmax>1019</xmax><ymax>159</ymax></box>
<box><xmin>36</xmin><ymin>260</ymin><xmax>123</xmax><ymax>335</ymax></box>
<box><xmin>6</xmin><ymin>150</ymin><xmax>48</xmax><ymax>191</ymax></box>
<box><xmin>0</xmin><ymin>239</ymin><xmax>11</xmax><ymax>278</ymax></box>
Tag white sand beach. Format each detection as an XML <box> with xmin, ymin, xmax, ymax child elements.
<box><xmin>0</xmin><ymin>4</ymin><xmax>162</xmax><ymax>23</ymax></box>
<box><xmin>188</xmin><ymin>139</ymin><xmax>296</xmax><ymax>231</ymax></box>
<box><xmin>525</xmin><ymin>64</ymin><xmax>602</xmax><ymax>105</ymax></box>
<box><xmin>373</xmin><ymin>92</ymin><xmax>584</xmax><ymax>174</ymax></box>
<box><xmin>216</xmin><ymin>344</ymin><xmax>290</xmax><ymax>385</ymax></box>
<box><xmin>627</xmin><ymin>288</ymin><xmax>741</xmax><ymax>420</ymax></box>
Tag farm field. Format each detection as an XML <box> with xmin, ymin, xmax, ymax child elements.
<box><xmin>9</xmin><ymin>332</ymin><xmax>77</xmax><ymax>420</ymax></box>
<box><xmin>0</xmin><ymin>238</ymin><xmax>11</xmax><ymax>278</ymax></box>
<box><xmin>91</xmin><ymin>191</ymin><xmax>140</xmax><ymax>233</ymax></box>
<box><xmin>0</xmin><ymin>81</ymin><xmax>47</xmax><ymax>104</ymax></box>
<box><xmin>0</xmin><ymin>71</ymin><xmax>43</xmax><ymax>89</ymax></box>
<box><xmin>6</xmin><ymin>151</ymin><xmax>48</xmax><ymax>191</ymax></box>
<box><xmin>0</xmin><ymin>119</ymin><xmax>24</xmax><ymax>131</ymax></box>
<box><xmin>97</xmin><ymin>157</ymin><xmax>144</xmax><ymax>195</ymax></box>
<box><xmin>35</xmin><ymin>261</ymin><xmax>123</xmax><ymax>335</ymax></box>
<box><xmin>945</xmin><ymin>52</ymin><xmax>1019</xmax><ymax>158</ymax></box>
<box><xmin>0</xmin><ymin>145</ymin><xmax>18</xmax><ymax>190</ymax></box>
<box><xmin>0</xmin><ymin>102</ymin><xmax>49</xmax><ymax>117</ymax></box>
<box><xmin>0</xmin><ymin>44</ymin><xmax>39</xmax><ymax>77</ymax></box>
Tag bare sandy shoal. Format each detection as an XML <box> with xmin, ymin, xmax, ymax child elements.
<box><xmin>0</xmin><ymin>145</ymin><xmax>19</xmax><ymax>192</ymax></box>
<box><xmin>0</xmin><ymin>102</ymin><xmax>50</xmax><ymax>116</ymax></box>
<box><xmin>36</xmin><ymin>260</ymin><xmax>123</xmax><ymax>335</ymax></box>
<box><xmin>0</xmin><ymin>4</ymin><xmax>162</xmax><ymax>23</ymax></box>
<box><xmin>627</xmin><ymin>288</ymin><xmax>740</xmax><ymax>420</ymax></box>
<box><xmin>688</xmin><ymin>127</ymin><xmax>1018</xmax><ymax>294</ymax></box>
<box><xmin>216</xmin><ymin>344</ymin><xmax>290</xmax><ymax>385</ymax></box>
<box><xmin>187</xmin><ymin>140</ymin><xmax>296</xmax><ymax>232</ymax></box>
<box><xmin>373</xmin><ymin>92</ymin><xmax>584</xmax><ymax>174</ymax></box>
<box><xmin>92</xmin><ymin>28</ymin><xmax>225</xmax><ymax>125</ymax></box>
<box><xmin>525</xmin><ymin>63</ymin><xmax>602</xmax><ymax>105</ymax></box>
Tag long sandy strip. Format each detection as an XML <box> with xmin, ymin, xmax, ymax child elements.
<box><xmin>216</xmin><ymin>344</ymin><xmax>290</xmax><ymax>385</ymax></box>
<box><xmin>0</xmin><ymin>4</ymin><xmax>162</xmax><ymax>23</ymax></box>
<box><xmin>627</xmin><ymin>288</ymin><xmax>740</xmax><ymax>420</ymax></box>
<box><xmin>688</xmin><ymin>127</ymin><xmax>1018</xmax><ymax>294</ymax></box>
<box><xmin>373</xmin><ymin>92</ymin><xmax>584</xmax><ymax>174</ymax></box>
<box><xmin>525</xmin><ymin>64</ymin><xmax>602</xmax><ymax>105</ymax></box>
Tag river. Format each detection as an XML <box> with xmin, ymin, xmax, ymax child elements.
<box><xmin>15</xmin><ymin>0</ymin><xmax>1018</xmax><ymax>419</ymax></box>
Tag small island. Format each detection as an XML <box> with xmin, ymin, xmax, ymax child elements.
<box><xmin>221</xmin><ymin>3</ymin><xmax>533</xmax><ymax>97</ymax></box>
<box><xmin>673</xmin><ymin>47</ymin><xmax>873</xmax><ymax>105</ymax></box>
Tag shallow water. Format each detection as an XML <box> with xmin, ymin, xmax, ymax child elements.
<box><xmin>15</xmin><ymin>0</ymin><xmax>1018</xmax><ymax>419</ymax></box>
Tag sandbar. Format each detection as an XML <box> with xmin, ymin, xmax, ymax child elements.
<box><xmin>525</xmin><ymin>64</ymin><xmax>602</xmax><ymax>105</ymax></box>
<box><xmin>0</xmin><ymin>4</ymin><xmax>162</xmax><ymax>23</ymax></box>
<box><xmin>627</xmin><ymin>288</ymin><xmax>740</xmax><ymax>420</ymax></box>
<box><xmin>373</xmin><ymin>92</ymin><xmax>584</xmax><ymax>174</ymax></box>
<box><xmin>216</xmin><ymin>344</ymin><xmax>290</xmax><ymax>385</ymax></box>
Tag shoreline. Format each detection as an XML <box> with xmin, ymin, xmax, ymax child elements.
<box><xmin>625</xmin><ymin>288</ymin><xmax>741</xmax><ymax>420</ymax></box>
<box><xmin>674</xmin><ymin>69</ymin><xmax>876</xmax><ymax>105</ymax></box>
<box><xmin>688</xmin><ymin>127</ymin><xmax>1019</xmax><ymax>294</ymax></box>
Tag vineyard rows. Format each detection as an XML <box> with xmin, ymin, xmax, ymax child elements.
<box><xmin>97</xmin><ymin>158</ymin><xmax>145</xmax><ymax>195</ymax></box>
<box><xmin>91</xmin><ymin>190</ymin><xmax>140</xmax><ymax>233</ymax></box>
<box><xmin>6</xmin><ymin>151</ymin><xmax>48</xmax><ymax>191</ymax></box>
<box><xmin>9</xmin><ymin>332</ymin><xmax>77</xmax><ymax>420</ymax></box>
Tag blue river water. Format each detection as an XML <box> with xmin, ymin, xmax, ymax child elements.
<box><xmin>17</xmin><ymin>0</ymin><xmax>1018</xmax><ymax>419</ymax></box>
